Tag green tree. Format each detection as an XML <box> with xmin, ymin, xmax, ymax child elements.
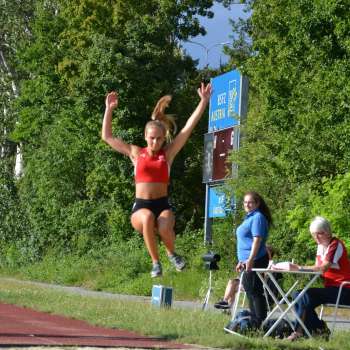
<box><xmin>11</xmin><ymin>0</ymin><xmax>223</xmax><ymax>256</ymax></box>
<box><xmin>227</xmin><ymin>0</ymin><xmax>350</xmax><ymax>259</ymax></box>
<box><xmin>0</xmin><ymin>0</ymin><xmax>36</xmax><ymax>259</ymax></box>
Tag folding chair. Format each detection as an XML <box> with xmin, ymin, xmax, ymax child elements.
<box><xmin>230</xmin><ymin>270</ymin><xmax>278</xmax><ymax>320</ymax></box>
<box><xmin>230</xmin><ymin>272</ymin><xmax>246</xmax><ymax>320</ymax></box>
<box><xmin>319</xmin><ymin>280</ymin><xmax>350</xmax><ymax>336</ymax></box>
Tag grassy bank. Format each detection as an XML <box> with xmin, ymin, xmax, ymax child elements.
<box><xmin>0</xmin><ymin>278</ymin><xmax>349</xmax><ymax>350</ymax></box>
<box><xmin>0</xmin><ymin>232</ymin><xmax>236</xmax><ymax>301</ymax></box>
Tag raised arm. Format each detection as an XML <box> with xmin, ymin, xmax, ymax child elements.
<box><xmin>102</xmin><ymin>91</ymin><xmax>135</xmax><ymax>158</ymax></box>
<box><xmin>166</xmin><ymin>83</ymin><xmax>212</xmax><ymax>163</ymax></box>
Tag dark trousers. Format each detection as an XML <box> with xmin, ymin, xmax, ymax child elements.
<box><xmin>294</xmin><ymin>286</ymin><xmax>350</xmax><ymax>332</ymax></box>
<box><xmin>242</xmin><ymin>253</ymin><xmax>269</xmax><ymax>325</ymax></box>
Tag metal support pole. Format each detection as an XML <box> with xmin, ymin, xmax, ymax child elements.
<box><xmin>204</xmin><ymin>184</ymin><xmax>212</xmax><ymax>244</ymax></box>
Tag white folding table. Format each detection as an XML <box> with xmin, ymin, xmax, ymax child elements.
<box><xmin>252</xmin><ymin>268</ymin><xmax>321</xmax><ymax>338</ymax></box>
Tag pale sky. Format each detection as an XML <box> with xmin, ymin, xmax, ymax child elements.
<box><xmin>182</xmin><ymin>3</ymin><xmax>249</xmax><ymax>68</ymax></box>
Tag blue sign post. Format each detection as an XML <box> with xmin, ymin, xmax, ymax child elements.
<box><xmin>204</xmin><ymin>70</ymin><xmax>248</xmax><ymax>243</ymax></box>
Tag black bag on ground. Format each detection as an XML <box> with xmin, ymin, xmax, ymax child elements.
<box><xmin>262</xmin><ymin>318</ymin><xmax>293</xmax><ymax>339</ymax></box>
<box><xmin>224</xmin><ymin>309</ymin><xmax>259</xmax><ymax>335</ymax></box>
<box><xmin>311</xmin><ymin>320</ymin><xmax>331</xmax><ymax>340</ymax></box>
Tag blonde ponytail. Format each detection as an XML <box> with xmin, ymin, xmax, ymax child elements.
<box><xmin>151</xmin><ymin>95</ymin><xmax>177</xmax><ymax>142</ymax></box>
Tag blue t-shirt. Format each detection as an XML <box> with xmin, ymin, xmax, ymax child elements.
<box><xmin>236</xmin><ymin>209</ymin><xmax>268</xmax><ymax>262</ymax></box>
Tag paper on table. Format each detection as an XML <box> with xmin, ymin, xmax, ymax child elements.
<box><xmin>271</xmin><ymin>261</ymin><xmax>294</xmax><ymax>271</ymax></box>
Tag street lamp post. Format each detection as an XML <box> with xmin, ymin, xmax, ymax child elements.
<box><xmin>186</xmin><ymin>40</ymin><xmax>230</xmax><ymax>68</ymax></box>
<box><xmin>185</xmin><ymin>40</ymin><xmax>230</xmax><ymax>244</ymax></box>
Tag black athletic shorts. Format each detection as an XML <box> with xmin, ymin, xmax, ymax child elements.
<box><xmin>131</xmin><ymin>196</ymin><xmax>172</xmax><ymax>218</ymax></box>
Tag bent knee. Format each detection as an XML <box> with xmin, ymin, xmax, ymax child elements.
<box><xmin>157</xmin><ymin>213</ymin><xmax>174</xmax><ymax>228</ymax></box>
<box><xmin>131</xmin><ymin>209</ymin><xmax>155</xmax><ymax>229</ymax></box>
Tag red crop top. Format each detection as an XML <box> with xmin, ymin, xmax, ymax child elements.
<box><xmin>134</xmin><ymin>148</ymin><xmax>170</xmax><ymax>183</ymax></box>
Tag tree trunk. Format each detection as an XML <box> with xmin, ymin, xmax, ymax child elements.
<box><xmin>0</xmin><ymin>48</ymin><xmax>23</xmax><ymax>177</ymax></box>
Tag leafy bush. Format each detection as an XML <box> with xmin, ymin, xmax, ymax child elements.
<box><xmin>287</xmin><ymin>173</ymin><xmax>350</xmax><ymax>252</ymax></box>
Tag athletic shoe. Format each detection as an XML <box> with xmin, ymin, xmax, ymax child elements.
<box><xmin>214</xmin><ymin>300</ymin><xmax>231</xmax><ymax>309</ymax></box>
<box><xmin>168</xmin><ymin>253</ymin><xmax>186</xmax><ymax>271</ymax></box>
<box><xmin>151</xmin><ymin>262</ymin><xmax>162</xmax><ymax>278</ymax></box>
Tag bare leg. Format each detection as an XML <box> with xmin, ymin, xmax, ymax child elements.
<box><xmin>157</xmin><ymin>210</ymin><xmax>175</xmax><ymax>255</ymax></box>
<box><xmin>131</xmin><ymin>209</ymin><xmax>158</xmax><ymax>263</ymax></box>
<box><xmin>224</xmin><ymin>278</ymin><xmax>240</xmax><ymax>305</ymax></box>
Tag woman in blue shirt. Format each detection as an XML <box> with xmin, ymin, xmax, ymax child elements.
<box><xmin>235</xmin><ymin>191</ymin><xmax>272</xmax><ymax>326</ymax></box>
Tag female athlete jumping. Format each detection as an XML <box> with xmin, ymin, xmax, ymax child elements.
<box><xmin>102</xmin><ymin>83</ymin><xmax>211</xmax><ymax>277</ymax></box>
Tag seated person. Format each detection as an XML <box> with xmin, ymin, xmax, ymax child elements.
<box><xmin>214</xmin><ymin>245</ymin><xmax>280</xmax><ymax>310</ymax></box>
<box><xmin>214</xmin><ymin>277</ymin><xmax>241</xmax><ymax>310</ymax></box>
<box><xmin>287</xmin><ymin>216</ymin><xmax>350</xmax><ymax>341</ymax></box>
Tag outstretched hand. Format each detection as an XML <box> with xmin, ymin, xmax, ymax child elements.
<box><xmin>197</xmin><ymin>82</ymin><xmax>212</xmax><ymax>102</ymax></box>
<box><xmin>289</xmin><ymin>263</ymin><xmax>300</xmax><ymax>271</ymax></box>
<box><xmin>105</xmin><ymin>91</ymin><xmax>118</xmax><ymax>110</ymax></box>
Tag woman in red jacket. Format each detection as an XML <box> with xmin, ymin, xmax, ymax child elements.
<box><xmin>287</xmin><ymin>216</ymin><xmax>350</xmax><ymax>340</ymax></box>
<box><xmin>102</xmin><ymin>83</ymin><xmax>211</xmax><ymax>277</ymax></box>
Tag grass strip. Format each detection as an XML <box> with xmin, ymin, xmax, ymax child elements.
<box><xmin>0</xmin><ymin>278</ymin><xmax>348</xmax><ymax>350</ymax></box>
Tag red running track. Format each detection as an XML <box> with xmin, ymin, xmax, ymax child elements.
<box><xmin>0</xmin><ymin>303</ymin><xmax>193</xmax><ymax>348</ymax></box>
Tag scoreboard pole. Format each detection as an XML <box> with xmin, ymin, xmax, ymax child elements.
<box><xmin>204</xmin><ymin>185</ymin><xmax>212</xmax><ymax>244</ymax></box>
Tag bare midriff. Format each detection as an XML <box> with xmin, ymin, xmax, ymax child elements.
<box><xmin>135</xmin><ymin>182</ymin><xmax>168</xmax><ymax>199</ymax></box>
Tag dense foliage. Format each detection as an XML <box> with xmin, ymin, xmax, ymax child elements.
<box><xmin>0</xmin><ymin>0</ymin><xmax>35</xmax><ymax>263</ymax></box>
<box><xmin>1</xmin><ymin>0</ymin><xmax>229</xmax><ymax>262</ymax></box>
<box><xmin>228</xmin><ymin>0</ymin><xmax>350</xmax><ymax>260</ymax></box>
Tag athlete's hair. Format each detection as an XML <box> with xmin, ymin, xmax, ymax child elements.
<box><xmin>244</xmin><ymin>191</ymin><xmax>273</xmax><ymax>227</ymax></box>
<box><xmin>145</xmin><ymin>95</ymin><xmax>177</xmax><ymax>142</ymax></box>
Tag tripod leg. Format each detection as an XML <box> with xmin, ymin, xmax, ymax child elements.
<box><xmin>202</xmin><ymin>288</ymin><xmax>211</xmax><ymax>310</ymax></box>
<box><xmin>202</xmin><ymin>271</ymin><xmax>212</xmax><ymax>310</ymax></box>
